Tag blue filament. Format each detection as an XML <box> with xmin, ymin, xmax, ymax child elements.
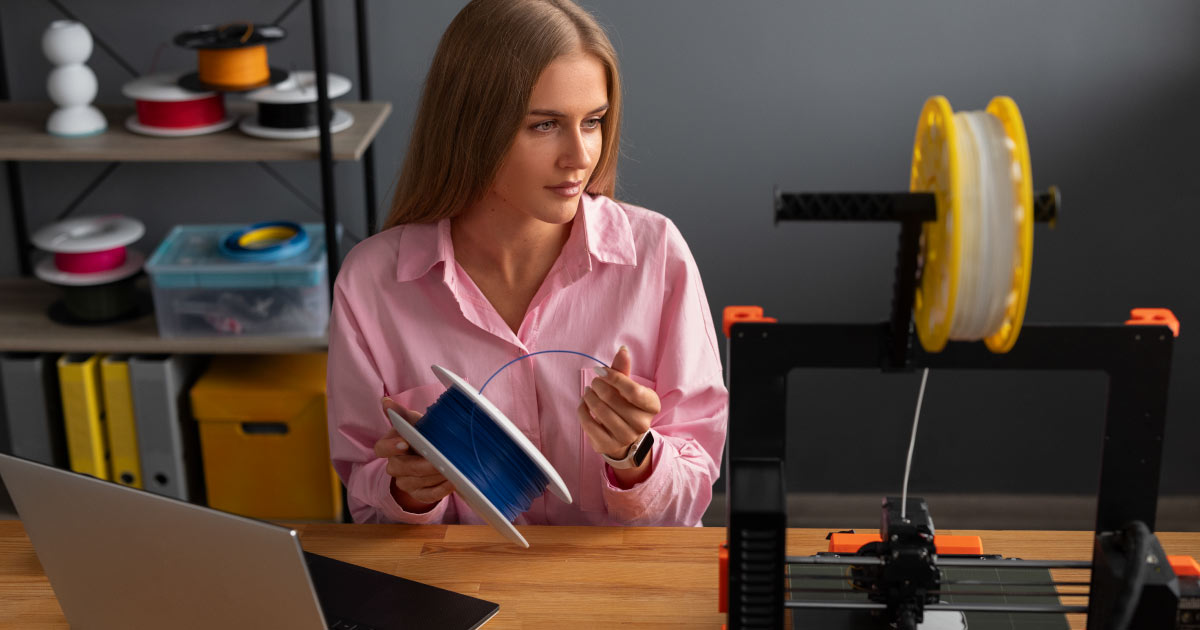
<box><xmin>415</xmin><ymin>350</ymin><xmax>608</xmax><ymax>521</ymax></box>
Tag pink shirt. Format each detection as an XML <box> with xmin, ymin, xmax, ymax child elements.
<box><xmin>326</xmin><ymin>193</ymin><xmax>728</xmax><ymax>527</ymax></box>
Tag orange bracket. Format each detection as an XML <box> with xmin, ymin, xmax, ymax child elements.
<box><xmin>723</xmin><ymin>305</ymin><xmax>777</xmax><ymax>339</ymax></box>
<box><xmin>1170</xmin><ymin>555</ymin><xmax>1200</xmax><ymax>578</ymax></box>
<box><xmin>1125</xmin><ymin>308</ymin><xmax>1180</xmax><ymax>337</ymax></box>
<box><xmin>828</xmin><ymin>532</ymin><xmax>983</xmax><ymax>556</ymax></box>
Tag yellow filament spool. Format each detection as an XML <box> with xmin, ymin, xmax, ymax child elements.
<box><xmin>983</xmin><ymin>97</ymin><xmax>1034</xmax><ymax>353</ymax></box>
<box><xmin>910</xmin><ymin>96</ymin><xmax>1033</xmax><ymax>353</ymax></box>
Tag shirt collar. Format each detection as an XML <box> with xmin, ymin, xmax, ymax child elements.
<box><xmin>579</xmin><ymin>193</ymin><xmax>638</xmax><ymax>268</ymax></box>
<box><xmin>393</xmin><ymin>193</ymin><xmax>637</xmax><ymax>284</ymax></box>
<box><xmin>393</xmin><ymin>219</ymin><xmax>455</xmax><ymax>283</ymax></box>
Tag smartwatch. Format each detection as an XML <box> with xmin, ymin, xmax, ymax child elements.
<box><xmin>602</xmin><ymin>431</ymin><xmax>654</xmax><ymax>470</ymax></box>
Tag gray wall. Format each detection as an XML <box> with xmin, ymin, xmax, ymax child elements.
<box><xmin>2</xmin><ymin>1</ymin><xmax>1197</xmax><ymax>497</ymax></box>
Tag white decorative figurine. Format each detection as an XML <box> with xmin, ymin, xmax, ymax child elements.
<box><xmin>43</xmin><ymin>20</ymin><xmax>107</xmax><ymax>137</ymax></box>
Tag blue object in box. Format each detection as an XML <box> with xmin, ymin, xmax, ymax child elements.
<box><xmin>146</xmin><ymin>223</ymin><xmax>328</xmax><ymax>288</ymax></box>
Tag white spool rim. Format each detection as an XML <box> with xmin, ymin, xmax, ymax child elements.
<box><xmin>242</xmin><ymin>70</ymin><xmax>351</xmax><ymax>104</ymax></box>
<box><xmin>31</xmin><ymin>216</ymin><xmax>145</xmax><ymax>253</ymax></box>
<box><xmin>34</xmin><ymin>249</ymin><xmax>144</xmax><ymax>286</ymax></box>
<box><xmin>122</xmin><ymin>72</ymin><xmax>218</xmax><ymax>101</ymax></box>
<box><xmin>237</xmin><ymin>108</ymin><xmax>354</xmax><ymax>140</ymax></box>
<box><xmin>125</xmin><ymin>114</ymin><xmax>237</xmax><ymax>137</ymax></box>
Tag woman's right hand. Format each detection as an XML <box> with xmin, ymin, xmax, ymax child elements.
<box><xmin>376</xmin><ymin>397</ymin><xmax>454</xmax><ymax>513</ymax></box>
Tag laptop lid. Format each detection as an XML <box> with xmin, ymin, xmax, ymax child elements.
<box><xmin>0</xmin><ymin>453</ymin><xmax>328</xmax><ymax>630</ymax></box>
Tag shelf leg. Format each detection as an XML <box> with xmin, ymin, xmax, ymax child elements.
<box><xmin>311</xmin><ymin>0</ymin><xmax>340</xmax><ymax>293</ymax></box>
<box><xmin>355</xmin><ymin>0</ymin><xmax>379</xmax><ymax>236</ymax></box>
<box><xmin>0</xmin><ymin>6</ymin><xmax>32</xmax><ymax>276</ymax></box>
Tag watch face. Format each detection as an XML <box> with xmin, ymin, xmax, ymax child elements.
<box><xmin>632</xmin><ymin>431</ymin><xmax>654</xmax><ymax>466</ymax></box>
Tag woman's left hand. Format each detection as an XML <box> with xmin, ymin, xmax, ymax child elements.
<box><xmin>577</xmin><ymin>346</ymin><xmax>660</xmax><ymax>460</ymax></box>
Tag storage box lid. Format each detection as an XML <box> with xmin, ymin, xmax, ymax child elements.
<box><xmin>146</xmin><ymin>223</ymin><xmax>331</xmax><ymax>289</ymax></box>
<box><xmin>191</xmin><ymin>353</ymin><xmax>327</xmax><ymax>421</ymax></box>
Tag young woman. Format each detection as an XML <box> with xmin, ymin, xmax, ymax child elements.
<box><xmin>327</xmin><ymin>0</ymin><xmax>727</xmax><ymax>527</ymax></box>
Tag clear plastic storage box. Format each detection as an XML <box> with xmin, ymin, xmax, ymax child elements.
<box><xmin>145</xmin><ymin>223</ymin><xmax>329</xmax><ymax>338</ymax></box>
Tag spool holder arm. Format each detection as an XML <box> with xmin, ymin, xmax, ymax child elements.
<box><xmin>771</xmin><ymin>188</ymin><xmax>1060</xmax><ymax>371</ymax></box>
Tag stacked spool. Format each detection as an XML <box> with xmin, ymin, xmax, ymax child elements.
<box><xmin>31</xmin><ymin>216</ymin><xmax>146</xmax><ymax>323</ymax></box>
<box><xmin>174</xmin><ymin>23</ymin><xmax>288</xmax><ymax>92</ymax></box>
<box><xmin>122</xmin><ymin>73</ymin><xmax>235</xmax><ymax>136</ymax></box>
<box><xmin>386</xmin><ymin>365</ymin><xmax>573</xmax><ymax>548</ymax></box>
<box><xmin>240</xmin><ymin>71</ymin><xmax>355</xmax><ymax>139</ymax></box>
<box><xmin>123</xmin><ymin>25</ymin><xmax>353</xmax><ymax>139</ymax></box>
<box><xmin>910</xmin><ymin>96</ymin><xmax>1034</xmax><ymax>354</ymax></box>
<box><xmin>122</xmin><ymin>22</ymin><xmax>288</xmax><ymax>137</ymax></box>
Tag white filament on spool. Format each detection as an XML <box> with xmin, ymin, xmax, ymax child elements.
<box><xmin>949</xmin><ymin>111</ymin><xmax>1018</xmax><ymax>341</ymax></box>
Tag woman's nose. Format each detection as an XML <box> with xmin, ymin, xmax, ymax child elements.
<box><xmin>558</xmin><ymin>128</ymin><xmax>593</xmax><ymax>170</ymax></box>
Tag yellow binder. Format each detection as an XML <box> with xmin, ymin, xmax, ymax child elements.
<box><xmin>57</xmin><ymin>354</ymin><xmax>110</xmax><ymax>480</ymax></box>
<box><xmin>101</xmin><ymin>355</ymin><xmax>141</xmax><ymax>488</ymax></box>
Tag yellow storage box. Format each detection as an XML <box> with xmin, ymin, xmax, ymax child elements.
<box><xmin>190</xmin><ymin>353</ymin><xmax>341</xmax><ymax>521</ymax></box>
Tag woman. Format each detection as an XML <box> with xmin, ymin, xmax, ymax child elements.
<box><xmin>327</xmin><ymin>0</ymin><xmax>727</xmax><ymax>527</ymax></box>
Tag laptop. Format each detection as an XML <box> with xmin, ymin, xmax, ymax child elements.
<box><xmin>0</xmin><ymin>453</ymin><xmax>498</xmax><ymax>630</ymax></box>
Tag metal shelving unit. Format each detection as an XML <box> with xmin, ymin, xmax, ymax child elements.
<box><xmin>0</xmin><ymin>0</ymin><xmax>388</xmax><ymax>353</ymax></box>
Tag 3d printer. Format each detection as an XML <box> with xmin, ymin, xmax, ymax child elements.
<box><xmin>719</xmin><ymin>96</ymin><xmax>1199</xmax><ymax>629</ymax></box>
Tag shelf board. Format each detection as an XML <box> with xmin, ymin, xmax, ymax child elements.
<box><xmin>0</xmin><ymin>101</ymin><xmax>391</xmax><ymax>162</ymax></box>
<box><xmin>0</xmin><ymin>278</ymin><xmax>328</xmax><ymax>354</ymax></box>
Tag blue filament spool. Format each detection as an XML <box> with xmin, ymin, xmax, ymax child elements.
<box><xmin>418</xmin><ymin>387</ymin><xmax>549</xmax><ymax>521</ymax></box>
<box><xmin>218</xmin><ymin>221</ymin><xmax>308</xmax><ymax>262</ymax></box>
<box><xmin>386</xmin><ymin>352</ymin><xmax>607</xmax><ymax>547</ymax></box>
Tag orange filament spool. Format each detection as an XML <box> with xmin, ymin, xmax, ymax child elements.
<box><xmin>175</xmin><ymin>23</ymin><xmax>286</xmax><ymax>92</ymax></box>
<box><xmin>196</xmin><ymin>45</ymin><xmax>270</xmax><ymax>89</ymax></box>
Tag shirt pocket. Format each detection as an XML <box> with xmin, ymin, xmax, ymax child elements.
<box><xmin>577</xmin><ymin>368</ymin><xmax>658</xmax><ymax>512</ymax></box>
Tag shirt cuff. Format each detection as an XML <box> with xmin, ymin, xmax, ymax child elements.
<box><xmin>368</xmin><ymin>457</ymin><xmax>450</xmax><ymax>524</ymax></box>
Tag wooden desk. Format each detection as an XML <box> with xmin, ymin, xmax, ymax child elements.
<box><xmin>1</xmin><ymin>520</ymin><xmax>1197</xmax><ymax>629</ymax></box>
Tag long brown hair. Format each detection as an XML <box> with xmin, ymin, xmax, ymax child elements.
<box><xmin>382</xmin><ymin>0</ymin><xmax>622</xmax><ymax>228</ymax></box>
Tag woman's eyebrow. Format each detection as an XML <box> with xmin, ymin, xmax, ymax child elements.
<box><xmin>527</xmin><ymin>104</ymin><xmax>610</xmax><ymax>117</ymax></box>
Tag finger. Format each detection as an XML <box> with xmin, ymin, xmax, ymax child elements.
<box><xmin>610</xmin><ymin>345</ymin><xmax>632</xmax><ymax>377</ymax></box>
<box><xmin>394</xmin><ymin>473</ymin><xmax>448</xmax><ymax>493</ymax></box>
<box><xmin>381</xmin><ymin>396</ymin><xmax>424</xmax><ymax>425</ymax></box>
<box><xmin>577</xmin><ymin>402</ymin><xmax>622</xmax><ymax>455</ymax></box>
<box><xmin>592</xmin><ymin>369</ymin><xmax>661</xmax><ymax>415</ymax></box>
<box><xmin>386</xmin><ymin>453</ymin><xmax>440</xmax><ymax>478</ymax></box>
<box><xmin>409</xmin><ymin>479</ymin><xmax>455</xmax><ymax>504</ymax></box>
<box><xmin>591</xmin><ymin>381</ymin><xmax>652</xmax><ymax>436</ymax></box>
<box><xmin>583</xmin><ymin>387</ymin><xmax>640</xmax><ymax>445</ymax></box>
<box><xmin>589</xmin><ymin>377</ymin><xmax>642</xmax><ymax>420</ymax></box>
<box><xmin>373</xmin><ymin>428</ymin><xmax>410</xmax><ymax>458</ymax></box>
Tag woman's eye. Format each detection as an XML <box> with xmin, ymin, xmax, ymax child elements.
<box><xmin>583</xmin><ymin>117</ymin><xmax>603</xmax><ymax>130</ymax></box>
<box><xmin>533</xmin><ymin>120</ymin><xmax>556</xmax><ymax>132</ymax></box>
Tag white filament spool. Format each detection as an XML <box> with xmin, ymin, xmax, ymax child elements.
<box><xmin>948</xmin><ymin>111</ymin><xmax>1018</xmax><ymax>341</ymax></box>
<box><xmin>911</xmin><ymin>96</ymin><xmax>1033</xmax><ymax>354</ymax></box>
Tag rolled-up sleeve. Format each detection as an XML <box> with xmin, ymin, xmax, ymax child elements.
<box><xmin>326</xmin><ymin>270</ymin><xmax>454</xmax><ymax>524</ymax></box>
<box><xmin>601</xmin><ymin>221</ymin><xmax>728</xmax><ymax>526</ymax></box>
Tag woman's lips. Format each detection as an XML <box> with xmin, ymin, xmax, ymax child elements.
<box><xmin>546</xmin><ymin>181</ymin><xmax>582</xmax><ymax>197</ymax></box>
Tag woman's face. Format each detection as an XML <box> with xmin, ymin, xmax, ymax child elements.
<box><xmin>488</xmin><ymin>51</ymin><xmax>608</xmax><ymax>226</ymax></box>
